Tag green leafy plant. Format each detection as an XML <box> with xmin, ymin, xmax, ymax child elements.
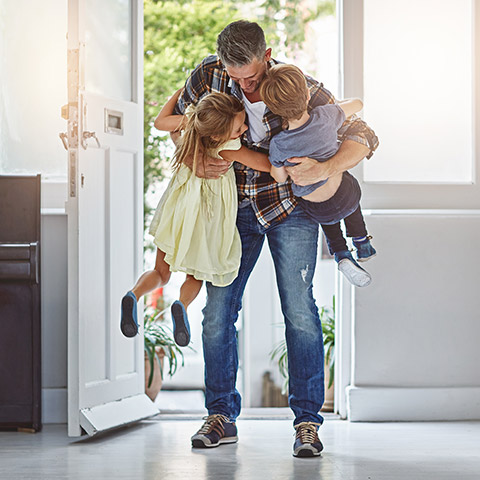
<box><xmin>270</xmin><ymin>296</ymin><xmax>335</xmax><ymax>394</ymax></box>
<box><xmin>143</xmin><ymin>305</ymin><xmax>186</xmax><ymax>388</ymax></box>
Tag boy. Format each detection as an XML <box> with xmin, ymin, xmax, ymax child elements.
<box><xmin>260</xmin><ymin>64</ymin><xmax>376</xmax><ymax>287</ymax></box>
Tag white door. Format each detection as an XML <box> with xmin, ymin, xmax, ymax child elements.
<box><xmin>65</xmin><ymin>0</ymin><xmax>158</xmax><ymax>437</ymax></box>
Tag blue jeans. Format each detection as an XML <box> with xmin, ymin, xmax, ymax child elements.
<box><xmin>202</xmin><ymin>203</ymin><xmax>325</xmax><ymax>426</ymax></box>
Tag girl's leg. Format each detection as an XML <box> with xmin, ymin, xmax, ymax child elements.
<box><xmin>179</xmin><ymin>275</ymin><xmax>203</xmax><ymax>309</ymax></box>
<box><xmin>171</xmin><ymin>275</ymin><xmax>202</xmax><ymax>347</ymax></box>
<box><xmin>131</xmin><ymin>249</ymin><xmax>171</xmax><ymax>300</ymax></box>
<box><xmin>121</xmin><ymin>249</ymin><xmax>171</xmax><ymax>338</ymax></box>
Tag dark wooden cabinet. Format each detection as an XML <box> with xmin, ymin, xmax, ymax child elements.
<box><xmin>0</xmin><ymin>175</ymin><xmax>41</xmax><ymax>431</ymax></box>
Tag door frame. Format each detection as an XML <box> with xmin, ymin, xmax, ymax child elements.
<box><xmin>336</xmin><ymin>0</ymin><xmax>480</xmax><ymax>418</ymax></box>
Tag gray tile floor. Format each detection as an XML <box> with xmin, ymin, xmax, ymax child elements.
<box><xmin>1</xmin><ymin>415</ymin><xmax>480</xmax><ymax>479</ymax></box>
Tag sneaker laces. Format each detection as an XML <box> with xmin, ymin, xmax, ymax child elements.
<box><xmin>294</xmin><ymin>422</ymin><xmax>322</xmax><ymax>444</ymax></box>
<box><xmin>197</xmin><ymin>414</ymin><xmax>231</xmax><ymax>435</ymax></box>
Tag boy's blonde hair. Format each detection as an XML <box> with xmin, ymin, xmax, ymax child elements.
<box><xmin>259</xmin><ymin>64</ymin><xmax>309</xmax><ymax>121</ymax></box>
<box><xmin>174</xmin><ymin>92</ymin><xmax>244</xmax><ymax>171</ymax></box>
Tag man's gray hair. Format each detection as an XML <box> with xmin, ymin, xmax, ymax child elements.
<box><xmin>216</xmin><ymin>20</ymin><xmax>267</xmax><ymax>67</ymax></box>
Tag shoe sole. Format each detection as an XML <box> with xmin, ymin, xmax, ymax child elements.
<box><xmin>171</xmin><ymin>301</ymin><xmax>190</xmax><ymax>347</ymax></box>
<box><xmin>357</xmin><ymin>252</ymin><xmax>377</xmax><ymax>263</ymax></box>
<box><xmin>191</xmin><ymin>435</ymin><xmax>238</xmax><ymax>448</ymax></box>
<box><xmin>293</xmin><ymin>446</ymin><xmax>322</xmax><ymax>457</ymax></box>
<box><xmin>338</xmin><ymin>259</ymin><xmax>372</xmax><ymax>287</ymax></box>
<box><xmin>120</xmin><ymin>295</ymin><xmax>138</xmax><ymax>337</ymax></box>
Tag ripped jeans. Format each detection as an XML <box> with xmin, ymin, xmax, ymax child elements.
<box><xmin>202</xmin><ymin>202</ymin><xmax>325</xmax><ymax>425</ymax></box>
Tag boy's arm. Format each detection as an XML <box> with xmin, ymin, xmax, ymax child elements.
<box><xmin>153</xmin><ymin>89</ymin><xmax>185</xmax><ymax>132</ymax></box>
<box><xmin>219</xmin><ymin>146</ymin><xmax>271</xmax><ymax>173</ymax></box>
<box><xmin>338</xmin><ymin>98</ymin><xmax>363</xmax><ymax>118</ymax></box>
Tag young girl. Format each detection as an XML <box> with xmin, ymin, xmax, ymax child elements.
<box><xmin>120</xmin><ymin>90</ymin><xmax>270</xmax><ymax>346</ymax></box>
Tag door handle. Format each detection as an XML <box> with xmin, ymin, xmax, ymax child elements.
<box><xmin>81</xmin><ymin>131</ymin><xmax>101</xmax><ymax>149</ymax></box>
<box><xmin>59</xmin><ymin>132</ymin><xmax>69</xmax><ymax>150</ymax></box>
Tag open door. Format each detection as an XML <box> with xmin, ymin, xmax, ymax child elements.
<box><xmin>64</xmin><ymin>0</ymin><xmax>158</xmax><ymax>437</ymax></box>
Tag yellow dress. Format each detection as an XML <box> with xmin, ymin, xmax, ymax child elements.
<box><xmin>149</xmin><ymin>138</ymin><xmax>242</xmax><ymax>287</ymax></box>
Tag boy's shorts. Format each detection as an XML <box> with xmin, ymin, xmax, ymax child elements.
<box><xmin>296</xmin><ymin>171</ymin><xmax>361</xmax><ymax>225</ymax></box>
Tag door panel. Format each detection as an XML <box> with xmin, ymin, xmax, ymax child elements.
<box><xmin>66</xmin><ymin>0</ymin><xmax>158</xmax><ymax>437</ymax></box>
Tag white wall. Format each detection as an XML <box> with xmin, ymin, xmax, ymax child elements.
<box><xmin>345</xmin><ymin>212</ymin><xmax>480</xmax><ymax>421</ymax></box>
<box><xmin>41</xmin><ymin>199</ymin><xmax>68</xmax><ymax>424</ymax></box>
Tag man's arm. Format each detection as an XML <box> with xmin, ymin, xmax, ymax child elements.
<box><xmin>286</xmin><ymin>140</ymin><xmax>370</xmax><ymax>186</ymax></box>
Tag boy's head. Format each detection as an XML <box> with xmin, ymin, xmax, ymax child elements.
<box><xmin>259</xmin><ymin>64</ymin><xmax>309</xmax><ymax>121</ymax></box>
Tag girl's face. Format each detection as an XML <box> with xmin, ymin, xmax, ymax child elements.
<box><xmin>230</xmin><ymin>111</ymin><xmax>248</xmax><ymax>139</ymax></box>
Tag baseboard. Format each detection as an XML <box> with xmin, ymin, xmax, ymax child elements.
<box><xmin>346</xmin><ymin>386</ymin><xmax>480</xmax><ymax>421</ymax></box>
<box><xmin>42</xmin><ymin>388</ymin><xmax>67</xmax><ymax>424</ymax></box>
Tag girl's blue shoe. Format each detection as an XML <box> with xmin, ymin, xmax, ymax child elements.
<box><xmin>120</xmin><ymin>291</ymin><xmax>138</xmax><ymax>337</ymax></box>
<box><xmin>171</xmin><ymin>300</ymin><xmax>191</xmax><ymax>347</ymax></box>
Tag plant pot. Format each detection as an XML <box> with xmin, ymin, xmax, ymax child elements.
<box><xmin>321</xmin><ymin>362</ymin><xmax>334</xmax><ymax>412</ymax></box>
<box><xmin>145</xmin><ymin>347</ymin><xmax>165</xmax><ymax>402</ymax></box>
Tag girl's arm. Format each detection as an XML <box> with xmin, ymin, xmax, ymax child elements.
<box><xmin>338</xmin><ymin>98</ymin><xmax>363</xmax><ymax>118</ymax></box>
<box><xmin>219</xmin><ymin>146</ymin><xmax>272</xmax><ymax>173</ymax></box>
<box><xmin>153</xmin><ymin>89</ymin><xmax>185</xmax><ymax>132</ymax></box>
<box><xmin>270</xmin><ymin>165</ymin><xmax>288</xmax><ymax>183</ymax></box>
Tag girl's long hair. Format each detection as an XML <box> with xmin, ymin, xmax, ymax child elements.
<box><xmin>173</xmin><ymin>92</ymin><xmax>244</xmax><ymax>171</ymax></box>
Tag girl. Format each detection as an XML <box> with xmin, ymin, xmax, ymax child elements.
<box><xmin>120</xmin><ymin>90</ymin><xmax>270</xmax><ymax>346</ymax></box>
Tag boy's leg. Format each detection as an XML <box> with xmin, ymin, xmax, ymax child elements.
<box><xmin>321</xmin><ymin>216</ymin><xmax>371</xmax><ymax>287</ymax></box>
<box><xmin>344</xmin><ymin>207</ymin><xmax>377</xmax><ymax>262</ymax></box>
<box><xmin>121</xmin><ymin>249</ymin><xmax>171</xmax><ymax>338</ymax></box>
<box><xmin>320</xmin><ymin>222</ymin><xmax>348</xmax><ymax>255</ymax></box>
<box><xmin>343</xmin><ymin>206</ymin><xmax>368</xmax><ymax>239</ymax></box>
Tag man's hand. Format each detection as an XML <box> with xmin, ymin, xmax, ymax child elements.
<box><xmin>285</xmin><ymin>157</ymin><xmax>333</xmax><ymax>186</ymax></box>
<box><xmin>183</xmin><ymin>152</ymin><xmax>231</xmax><ymax>179</ymax></box>
<box><xmin>285</xmin><ymin>140</ymin><xmax>371</xmax><ymax>186</ymax></box>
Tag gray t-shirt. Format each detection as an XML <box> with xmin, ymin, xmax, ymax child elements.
<box><xmin>269</xmin><ymin>104</ymin><xmax>346</xmax><ymax>197</ymax></box>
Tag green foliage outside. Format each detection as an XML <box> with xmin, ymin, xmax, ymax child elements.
<box><xmin>143</xmin><ymin>0</ymin><xmax>335</xmax><ymax>233</ymax></box>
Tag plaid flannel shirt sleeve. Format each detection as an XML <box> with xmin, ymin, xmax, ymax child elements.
<box><xmin>307</xmin><ymin>78</ymin><xmax>379</xmax><ymax>159</ymax></box>
<box><xmin>173</xmin><ymin>58</ymin><xmax>213</xmax><ymax>115</ymax></box>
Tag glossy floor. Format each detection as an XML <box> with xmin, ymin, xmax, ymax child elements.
<box><xmin>1</xmin><ymin>415</ymin><xmax>480</xmax><ymax>479</ymax></box>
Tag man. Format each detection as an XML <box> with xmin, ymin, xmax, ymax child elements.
<box><xmin>164</xmin><ymin>20</ymin><xmax>378</xmax><ymax>457</ymax></box>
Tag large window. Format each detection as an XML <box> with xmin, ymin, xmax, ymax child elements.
<box><xmin>362</xmin><ymin>0</ymin><xmax>474</xmax><ymax>184</ymax></box>
<box><xmin>0</xmin><ymin>0</ymin><xmax>67</xmax><ymax>177</ymax></box>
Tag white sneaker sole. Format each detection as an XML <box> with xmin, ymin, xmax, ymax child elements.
<box><xmin>338</xmin><ymin>259</ymin><xmax>372</xmax><ymax>287</ymax></box>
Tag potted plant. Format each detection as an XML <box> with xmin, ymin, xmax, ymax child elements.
<box><xmin>143</xmin><ymin>304</ymin><xmax>186</xmax><ymax>401</ymax></box>
<box><xmin>270</xmin><ymin>296</ymin><xmax>335</xmax><ymax>411</ymax></box>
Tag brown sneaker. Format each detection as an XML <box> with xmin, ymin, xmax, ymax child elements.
<box><xmin>191</xmin><ymin>414</ymin><xmax>238</xmax><ymax>448</ymax></box>
<box><xmin>293</xmin><ymin>422</ymin><xmax>323</xmax><ymax>457</ymax></box>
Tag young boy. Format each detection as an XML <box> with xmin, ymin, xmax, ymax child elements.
<box><xmin>259</xmin><ymin>64</ymin><xmax>376</xmax><ymax>287</ymax></box>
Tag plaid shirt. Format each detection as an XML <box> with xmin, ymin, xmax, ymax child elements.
<box><xmin>174</xmin><ymin>54</ymin><xmax>379</xmax><ymax>228</ymax></box>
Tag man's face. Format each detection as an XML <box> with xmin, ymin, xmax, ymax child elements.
<box><xmin>225</xmin><ymin>49</ymin><xmax>271</xmax><ymax>94</ymax></box>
